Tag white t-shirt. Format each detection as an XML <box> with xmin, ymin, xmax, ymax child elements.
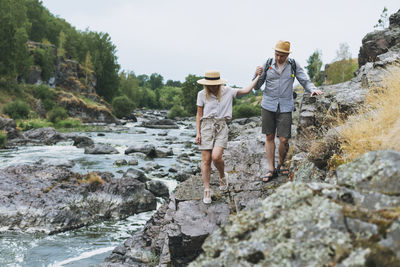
<box><xmin>196</xmin><ymin>86</ymin><xmax>239</xmax><ymax>120</ymax></box>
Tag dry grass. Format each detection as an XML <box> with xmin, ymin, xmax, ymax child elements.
<box><xmin>339</xmin><ymin>71</ymin><xmax>400</xmax><ymax>161</ymax></box>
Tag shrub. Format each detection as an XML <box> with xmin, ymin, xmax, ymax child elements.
<box><xmin>232</xmin><ymin>103</ymin><xmax>260</xmax><ymax>119</ymax></box>
<box><xmin>34</xmin><ymin>84</ymin><xmax>56</xmax><ymax>110</ymax></box>
<box><xmin>55</xmin><ymin>118</ymin><xmax>82</xmax><ymax>128</ymax></box>
<box><xmin>48</xmin><ymin>107</ymin><xmax>68</xmax><ymax>123</ymax></box>
<box><xmin>18</xmin><ymin>119</ymin><xmax>53</xmax><ymax>131</ymax></box>
<box><xmin>3</xmin><ymin>100</ymin><xmax>30</xmax><ymax>119</ymax></box>
<box><xmin>112</xmin><ymin>95</ymin><xmax>136</xmax><ymax>118</ymax></box>
<box><xmin>168</xmin><ymin>104</ymin><xmax>188</xmax><ymax>119</ymax></box>
<box><xmin>0</xmin><ymin>131</ymin><xmax>7</xmax><ymax>148</ymax></box>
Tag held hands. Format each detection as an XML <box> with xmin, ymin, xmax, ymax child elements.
<box><xmin>196</xmin><ymin>134</ymin><xmax>201</xmax><ymax>145</ymax></box>
<box><xmin>256</xmin><ymin>66</ymin><xmax>263</xmax><ymax>76</ymax></box>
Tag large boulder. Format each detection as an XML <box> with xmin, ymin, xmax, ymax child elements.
<box><xmin>84</xmin><ymin>144</ymin><xmax>119</xmax><ymax>154</ymax></box>
<box><xmin>358</xmin><ymin>9</ymin><xmax>400</xmax><ymax>67</ymax></box>
<box><xmin>142</xmin><ymin>119</ymin><xmax>179</xmax><ymax>129</ymax></box>
<box><xmin>0</xmin><ymin>164</ymin><xmax>157</xmax><ymax>233</ymax></box>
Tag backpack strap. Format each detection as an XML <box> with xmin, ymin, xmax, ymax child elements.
<box><xmin>288</xmin><ymin>58</ymin><xmax>297</xmax><ymax>78</ymax></box>
<box><xmin>264</xmin><ymin>58</ymin><xmax>273</xmax><ymax>74</ymax></box>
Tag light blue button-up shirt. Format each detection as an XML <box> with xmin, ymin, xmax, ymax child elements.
<box><xmin>254</xmin><ymin>58</ymin><xmax>316</xmax><ymax>113</ymax></box>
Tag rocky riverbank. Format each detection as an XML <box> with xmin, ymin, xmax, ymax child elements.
<box><xmin>0</xmin><ymin>165</ymin><xmax>156</xmax><ymax>234</ymax></box>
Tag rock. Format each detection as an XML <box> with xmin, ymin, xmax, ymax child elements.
<box><xmin>122</xmin><ymin>168</ymin><xmax>149</xmax><ymax>183</ymax></box>
<box><xmin>128</xmin><ymin>159</ymin><xmax>139</xmax><ymax>166</ymax></box>
<box><xmin>146</xmin><ymin>180</ymin><xmax>169</xmax><ymax>198</ymax></box>
<box><xmin>0</xmin><ymin>164</ymin><xmax>156</xmax><ymax>233</ymax></box>
<box><xmin>155</xmin><ymin>147</ymin><xmax>173</xmax><ymax>157</ymax></box>
<box><xmin>16</xmin><ymin>127</ymin><xmax>67</xmax><ymax>145</ymax></box>
<box><xmin>173</xmin><ymin>172</ymin><xmax>190</xmax><ymax>182</ymax></box>
<box><xmin>114</xmin><ymin>159</ymin><xmax>128</xmax><ymax>166</ymax></box>
<box><xmin>124</xmin><ymin>113</ymin><xmax>137</xmax><ymax>122</ymax></box>
<box><xmin>142</xmin><ymin>119</ymin><xmax>179</xmax><ymax>129</ymax></box>
<box><xmin>125</xmin><ymin>144</ymin><xmax>156</xmax><ymax>158</ymax></box>
<box><xmin>36</xmin><ymin>158</ymin><xmax>75</xmax><ymax>168</ymax></box>
<box><xmin>0</xmin><ymin>116</ymin><xmax>21</xmax><ymax>140</ymax></box>
<box><xmin>358</xmin><ymin>9</ymin><xmax>400</xmax><ymax>67</ymax></box>
<box><xmin>84</xmin><ymin>144</ymin><xmax>119</xmax><ymax>154</ymax></box>
<box><xmin>72</xmin><ymin>136</ymin><xmax>94</xmax><ymax>148</ymax></box>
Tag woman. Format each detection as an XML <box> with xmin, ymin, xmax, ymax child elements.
<box><xmin>196</xmin><ymin>70</ymin><xmax>260</xmax><ymax>204</ymax></box>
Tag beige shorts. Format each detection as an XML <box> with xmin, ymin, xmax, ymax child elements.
<box><xmin>199</xmin><ymin>118</ymin><xmax>228</xmax><ymax>150</ymax></box>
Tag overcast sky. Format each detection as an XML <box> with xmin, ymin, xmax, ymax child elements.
<box><xmin>41</xmin><ymin>0</ymin><xmax>399</xmax><ymax>87</ymax></box>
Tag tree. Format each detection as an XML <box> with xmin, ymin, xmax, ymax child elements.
<box><xmin>57</xmin><ymin>31</ymin><xmax>66</xmax><ymax>57</ymax></box>
<box><xmin>0</xmin><ymin>0</ymin><xmax>31</xmax><ymax>79</ymax></box>
<box><xmin>148</xmin><ymin>73</ymin><xmax>164</xmax><ymax>90</ymax></box>
<box><xmin>82</xmin><ymin>51</ymin><xmax>94</xmax><ymax>86</ymax></box>
<box><xmin>325</xmin><ymin>43</ymin><xmax>358</xmax><ymax>85</ymax></box>
<box><xmin>137</xmin><ymin>74</ymin><xmax>149</xmax><ymax>87</ymax></box>
<box><xmin>374</xmin><ymin>7</ymin><xmax>389</xmax><ymax>29</ymax></box>
<box><xmin>81</xmin><ymin>31</ymin><xmax>120</xmax><ymax>102</ymax></box>
<box><xmin>305</xmin><ymin>50</ymin><xmax>324</xmax><ymax>86</ymax></box>
<box><xmin>166</xmin><ymin>79</ymin><xmax>182</xmax><ymax>87</ymax></box>
<box><xmin>118</xmin><ymin>71</ymin><xmax>141</xmax><ymax>106</ymax></box>
<box><xmin>181</xmin><ymin>74</ymin><xmax>203</xmax><ymax>115</ymax></box>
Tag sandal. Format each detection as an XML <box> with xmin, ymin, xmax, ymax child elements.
<box><xmin>261</xmin><ymin>170</ymin><xmax>278</xmax><ymax>183</ymax></box>
<box><xmin>203</xmin><ymin>189</ymin><xmax>211</xmax><ymax>204</ymax></box>
<box><xmin>219</xmin><ymin>172</ymin><xmax>229</xmax><ymax>191</ymax></box>
<box><xmin>277</xmin><ymin>164</ymin><xmax>290</xmax><ymax>176</ymax></box>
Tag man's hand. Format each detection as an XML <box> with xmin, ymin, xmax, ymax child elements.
<box><xmin>311</xmin><ymin>89</ymin><xmax>323</xmax><ymax>96</ymax></box>
<box><xmin>256</xmin><ymin>66</ymin><xmax>263</xmax><ymax>76</ymax></box>
<box><xmin>196</xmin><ymin>134</ymin><xmax>201</xmax><ymax>145</ymax></box>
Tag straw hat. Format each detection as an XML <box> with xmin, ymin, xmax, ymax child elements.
<box><xmin>197</xmin><ymin>70</ymin><xmax>227</xmax><ymax>85</ymax></box>
<box><xmin>274</xmin><ymin>40</ymin><xmax>291</xmax><ymax>54</ymax></box>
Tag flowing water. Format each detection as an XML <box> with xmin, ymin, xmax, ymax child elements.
<box><xmin>0</xmin><ymin>118</ymin><xmax>199</xmax><ymax>266</ymax></box>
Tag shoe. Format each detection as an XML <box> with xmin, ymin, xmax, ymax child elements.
<box><xmin>219</xmin><ymin>172</ymin><xmax>229</xmax><ymax>191</ymax></box>
<box><xmin>203</xmin><ymin>189</ymin><xmax>211</xmax><ymax>204</ymax></box>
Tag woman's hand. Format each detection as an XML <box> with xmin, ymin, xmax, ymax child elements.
<box><xmin>196</xmin><ymin>134</ymin><xmax>201</xmax><ymax>145</ymax></box>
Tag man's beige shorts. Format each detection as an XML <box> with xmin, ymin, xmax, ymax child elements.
<box><xmin>199</xmin><ymin>118</ymin><xmax>228</xmax><ymax>150</ymax></box>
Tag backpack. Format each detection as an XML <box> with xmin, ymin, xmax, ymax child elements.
<box><xmin>263</xmin><ymin>58</ymin><xmax>298</xmax><ymax>99</ymax></box>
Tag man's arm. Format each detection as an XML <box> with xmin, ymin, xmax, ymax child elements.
<box><xmin>295</xmin><ymin>61</ymin><xmax>323</xmax><ymax>96</ymax></box>
<box><xmin>253</xmin><ymin>62</ymin><xmax>267</xmax><ymax>91</ymax></box>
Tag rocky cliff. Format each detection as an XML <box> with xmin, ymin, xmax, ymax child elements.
<box><xmin>23</xmin><ymin>42</ymin><xmax>117</xmax><ymax>123</ymax></box>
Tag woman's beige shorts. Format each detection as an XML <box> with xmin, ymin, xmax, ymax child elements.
<box><xmin>199</xmin><ymin>118</ymin><xmax>228</xmax><ymax>150</ymax></box>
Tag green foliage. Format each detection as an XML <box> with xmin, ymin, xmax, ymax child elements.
<box><xmin>48</xmin><ymin>106</ymin><xmax>68</xmax><ymax>123</ymax></box>
<box><xmin>0</xmin><ymin>130</ymin><xmax>7</xmax><ymax>148</ymax></box>
<box><xmin>55</xmin><ymin>118</ymin><xmax>81</xmax><ymax>128</ymax></box>
<box><xmin>148</xmin><ymin>73</ymin><xmax>164</xmax><ymax>90</ymax></box>
<box><xmin>305</xmin><ymin>50</ymin><xmax>324</xmax><ymax>86</ymax></box>
<box><xmin>166</xmin><ymin>80</ymin><xmax>182</xmax><ymax>87</ymax></box>
<box><xmin>181</xmin><ymin>74</ymin><xmax>203</xmax><ymax>115</ymax></box>
<box><xmin>325</xmin><ymin>43</ymin><xmax>358</xmax><ymax>84</ymax></box>
<box><xmin>33</xmin><ymin>46</ymin><xmax>56</xmax><ymax>82</ymax></box>
<box><xmin>168</xmin><ymin>104</ymin><xmax>189</xmax><ymax>119</ymax></box>
<box><xmin>3</xmin><ymin>100</ymin><xmax>30</xmax><ymax>119</ymax></box>
<box><xmin>325</xmin><ymin>59</ymin><xmax>358</xmax><ymax>84</ymax></box>
<box><xmin>232</xmin><ymin>103</ymin><xmax>260</xmax><ymax>119</ymax></box>
<box><xmin>119</xmin><ymin>71</ymin><xmax>141</xmax><ymax>105</ymax></box>
<box><xmin>158</xmin><ymin>86</ymin><xmax>183</xmax><ymax>109</ymax></box>
<box><xmin>112</xmin><ymin>95</ymin><xmax>135</xmax><ymax>118</ymax></box>
<box><xmin>0</xmin><ymin>0</ymin><xmax>31</xmax><ymax>79</ymax></box>
<box><xmin>17</xmin><ymin>118</ymin><xmax>52</xmax><ymax>131</ymax></box>
<box><xmin>34</xmin><ymin>84</ymin><xmax>56</xmax><ymax>110</ymax></box>
<box><xmin>79</xmin><ymin>31</ymin><xmax>120</xmax><ymax>102</ymax></box>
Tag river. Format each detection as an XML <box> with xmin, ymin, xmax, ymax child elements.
<box><xmin>0</xmin><ymin>116</ymin><xmax>199</xmax><ymax>266</ymax></box>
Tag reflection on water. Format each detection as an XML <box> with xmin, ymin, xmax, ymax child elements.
<box><xmin>0</xmin><ymin>120</ymin><xmax>199</xmax><ymax>266</ymax></box>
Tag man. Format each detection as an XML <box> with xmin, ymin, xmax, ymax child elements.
<box><xmin>254</xmin><ymin>40</ymin><xmax>323</xmax><ymax>182</ymax></box>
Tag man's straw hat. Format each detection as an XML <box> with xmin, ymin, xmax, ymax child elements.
<box><xmin>274</xmin><ymin>40</ymin><xmax>291</xmax><ymax>54</ymax></box>
<box><xmin>197</xmin><ymin>70</ymin><xmax>227</xmax><ymax>85</ymax></box>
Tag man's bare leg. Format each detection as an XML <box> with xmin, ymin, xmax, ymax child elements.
<box><xmin>278</xmin><ymin>137</ymin><xmax>290</xmax><ymax>175</ymax></box>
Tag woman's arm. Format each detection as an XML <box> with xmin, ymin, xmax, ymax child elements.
<box><xmin>237</xmin><ymin>74</ymin><xmax>260</xmax><ymax>96</ymax></box>
<box><xmin>195</xmin><ymin>106</ymin><xmax>203</xmax><ymax>145</ymax></box>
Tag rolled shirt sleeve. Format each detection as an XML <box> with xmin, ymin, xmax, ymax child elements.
<box><xmin>295</xmin><ymin>61</ymin><xmax>317</xmax><ymax>94</ymax></box>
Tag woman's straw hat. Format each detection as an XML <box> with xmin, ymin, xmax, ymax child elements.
<box><xmin>274</xmin><ymin>40</ymin><xmax>291</xmax><ymax>54</ymax></box>
<box><xmin>197</xmin><ymin>70</ymin><xmax>227</xmax><ymax>85</ymax></box>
